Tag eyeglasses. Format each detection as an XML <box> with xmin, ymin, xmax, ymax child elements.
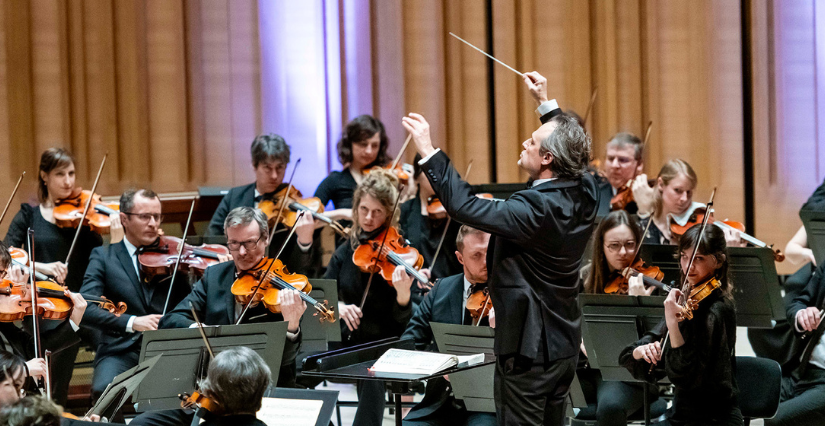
<box><xmin>604</xmin><ymin>241</ymin><xmax>637</xmax><ymax>254</ymax></box>
<box><xmin>606</xmin><ymin>156</ymin><xmax>636</xmax><ymax>167</ymax></box>
<box><xmin>123</xmin><ymin>213</ymin><xmax>163</xmax><ymax>223</ymax></box>
<box><xmin>226</xmin><ymin>236</ymin><xmax>263</xmax><ymax>251</ymax></box>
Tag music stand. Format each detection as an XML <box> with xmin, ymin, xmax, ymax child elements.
<box><xmin>300</xmin><ymin>279</ymin><xmax>342</xmax><ymax>356</ymax></box>
<box><xmin>302</xmin><ymin>338</ymin><xmax>495</xmax><ymax>426</ymax></box>
<box><xmin>88</xmin><ymin>354</ymin><xmax>162</xmax><ymax>419</ymax></box>
<box><xmin>801</xmin><ymin>209</ymin><xmax>825</xmax><ymax>266</ymax></box>
<box><xmin>430</xmin><ymin>322</ymin><xmax>496</xmax><ymax>413</ymax></box>
<box><xmin>133</xmin><ymin>322</ymin><xmax>287</xmax><ymax>411</ymax></box>
<box><xmin>639</xmin><ymin>245</ymin><xmax>784</xmax><ymax>328</ymax></box>
<box><xmin>260</xmin><ymin>387</ymin><xmax>339</xmax><ymax>426</ymax></box>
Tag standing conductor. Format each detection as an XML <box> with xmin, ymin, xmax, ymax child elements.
<box><xmin>401</xmin><ymin>72</ymin><xmax>599</xmax><ymax>425</ymax></box>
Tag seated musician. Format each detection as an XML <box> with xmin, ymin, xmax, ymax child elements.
<box><xmin>577</xmin><ymin>210</ymin><xmax>660</xmax><ymax>425</ymax></box>
<box><xmin>206</xmin><ymin>134</ymin><xmax>316</xmax><ymax>275</ymax></box>
<box><xmin>600</xmin><ymin>133</ymin><xmax>646</xmax><ymax>215</ymax></box>
<box><xmin>79</xmin><ymin>189</ymin><xmax>191</xmax><ymax>399</ymax></box>
<box><xmin>400</xmin><ymin>224</ymin><xmax>496</xmax><ymax>426</ymax></box>
<box><xmin>619</xmin><ymin>225</ymin><xmax>743</xmax><ymax>425</ymax></box>
<box><xmin>324</xmin><ymin>168</ymin><xmax>415</xmax><ymax>426</ymax></box>
<box><xmin>190</xmin><ymin>346</ymin><xmax>271</xmax><ymax>426</ymax></box>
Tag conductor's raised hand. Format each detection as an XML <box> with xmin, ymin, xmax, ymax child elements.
<box><xmin>523</xmin><ymin>71</ymin><xmax>549</xmax><ymax>105</ymax></box>
<box><xmin>401</xmin><ymin>113</ymin><xmax>435</xmax><ymax>158</ymax></box>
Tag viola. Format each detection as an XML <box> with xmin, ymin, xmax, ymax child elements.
<box><xmin>604</xmin><ymin>258</ymin><xmax>669</xmax><ymax>295</ymax></box>
<box><xmin>427</xmin><ymin>193</ymin><xmax>493</xmax><ymax>220</ymax></box>
<box><xmin>180</xmin><ymin>390</ymin><xmax>222</xmax><ymax>417</ymax></box>
<box><xmin>352</xmin><ymin>226</ymin><xmax>430</xmax><ymax>287</ymax></box>
<box><xmin>0</xmin><ymin>279</ymin><xmax>126</xmax><ymax>322</ymax></box>
<box><xmin>231</xmin><ymin>258</ymin><xmax>335</xmax><ymax>323</ymax></box>
<box><xmin>466</xmin><ymin>287</ymin><xmax>493</xmax><ymax>326</ymax></box>
<box><xmin>669</xmin><ymin>204</ymin><xmax>785</xmax><ymax>261</ymax></box>
<box><xmin>257</xmin><ymin>186</ymin><xmax>325</xmax><ymax>229</ymax></box>
<box><xmin>138</xmin><ymin>235</ymin><xmax>230</xmax><ymax>281</ymax></box>
<box><xmin>53</xmin><ymin>188</ymin><xmax>119</xmax><ymax>234</ymax></box>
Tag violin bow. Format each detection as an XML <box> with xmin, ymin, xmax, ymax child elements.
<box><xmin>236</xmin><ymin>210</ymin><xmax>307</xmax><ymax>325</ymax></box>
<box><xmin>389</xmin><ymin>134</ymin><xmax>412</xmax><ymax>171</ymax></box>
<box><xmin>582</xmin><ymin>87</ymin><xmax>599</xmax><ymax>127</ymax></box>
<box><xmin>267</xmin><ymin>158</ymin><xmax>301</xmax><ymax>247</ymax></box>
<box><xmin>357</xmin><ymin>184</ymin><xmax>406</xmax><ymax>312</ymax></box>
<box><xmin>189</xmin><ymin>301</ymin><xmax>215</xmax><ymax>359</ymax></box>
<box><xmin>643</xmin><ymin>121</ymin><xmax>653</xmax><ymax>146</ymax></box>
<box><xmin>27</xmin><ymin>228</ymin><xmax>51</xmax><ymax>399</ymax></box>
<box><xmin>449</xmin><ymin>32</ymin><xmax>524</xmax><ymax>77</ymax></box>
<box><xmin>161</xmin><ymin>198</ymin><xmax>197</xmax><ymax>316</ymax></box>
<box><xmin>0</xmin><ymin>171</ymin><xmax>25</xmax><ymax>227</ymax></box>
<box><xmin>650</xmin><ymin>188</ymin><xmax>716</xmax><ymax>374</ymax></box>
<box><xmin>65</xmin><ymin>153</ymin><xmax>108</xmax><ymax>268</ymax></box>
<box><xmin>430</xmin><ymin>160</ymin><xmax>475</xmax><ymax>282</ymax></box>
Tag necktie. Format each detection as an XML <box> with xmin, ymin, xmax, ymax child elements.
<box><xmin>254</xmin><ymin>191</ymin><xmax>277</xmax><ymax>203</ymax></box>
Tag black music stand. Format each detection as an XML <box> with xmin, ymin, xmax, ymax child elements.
<box><xmin>639</xmin><ymin>245</ymin><xmax>784</xmax><ymax>328</ymax></box>
<box><xmin>579</xmin><ymin>294</ymin><xmax>667</xmax><ymax>426</ymax></box>
<box><xmin>301</xmin><ymin>338</ymin><xmax>495</xmax><ymax>426</ymax></box>
<box><xmin>300</xmin><ymin>279</ymin><xmax>342</xmax><ymax>357</ymax></box>
<box><xmin>259</xmin><ymin>387</ymin><xmax>339</xmax><ymax>426</ymax></box>
<box><xmin>430</xmin><ymin>322</ymin><xmax>496</xmax><ymax>413</ymax></box>
<box><xmin>88</xmin><ymin>354</ymin><xmax>162</xmax><ymax>420</ymax></box>
<box><xmin>801</xmin><ymin>209</ymin><xmax>825</xmax><ymax>265</ymax></box>
<box><xmin>133</xmin><ymin>322</ymin><xmax>288</xmax><ymax>411</ymax></box>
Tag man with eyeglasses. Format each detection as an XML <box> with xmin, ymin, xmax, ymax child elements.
<box><xmin>79</xmin><ymin>188</ymin><xmax>193</xmax><ymax>401</ymax></box>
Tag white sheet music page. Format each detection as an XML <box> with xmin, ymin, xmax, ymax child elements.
<box><xmin>257</xmin><ymin>397</ymin><xmax>324</xmax><ymax>426</ymax></box>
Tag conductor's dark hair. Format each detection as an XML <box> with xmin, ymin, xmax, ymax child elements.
<box><xmin>199</xmin><ymin>346</ymin><xmax>271</xmax><ymax>415</ymax></box>
<box><xmin>541</xmin><ymin>114</ymin><xmax>592</xmax><ymax>179</ymax></box>
<box><xmin>37</xmin><ymin>148</ymin><xmax>75</xmax><ymax>203</ymax></box>
<box><xmin>251</xmin><ymin>134</ymin><xmax>290</xmax><ymax>168</ymax></box>
<box><xmin>337</xmin><ymin>115</ymin><xmax>390</xmax><ymax>168</ymax></box>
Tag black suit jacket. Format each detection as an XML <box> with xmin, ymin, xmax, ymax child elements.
<box><xmin>205</xmin><ymin>182</ymin><xmax>316</xmax><ymax>276</ymax></box>
<box><xmin>159</xmin><ymin>261</ymin><xmax>301</xmax><ymax>384</ymax></box>
<box><xmin>79</xmin><ymin>241</ymin><xmax>190</xmax><ymax>358</ymax></box>
<box><xmin>401</xmin><ymin>274</ymin><xmax>489</xmax><ymax>420</ymax></box>
<box><xmin>421</xmin><ymin>150</ymin><xmax>598</xmax><ymax>361</ymax></box>
<box><xmin>0</xmin><ymin>321</ymin><xmax>79</xmax><ymax>360</ymax></box>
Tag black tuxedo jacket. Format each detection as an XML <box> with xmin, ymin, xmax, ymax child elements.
<box><xmin>205</xmin><ymin>182</ymin><xmax>316</xmax><ymax>276</ymax></box>
<box><xmin>421</xmin><ymin>150</ymin><xmax>598</xmax><ymax>361</ymax></box>
<box><xmin>401</xmin><ymin>273</ymin><xmax>489</xmax><ymax>420</ymax></box>
<box><xmin>80</xmin><ymin>241</ymin><xmax>190</xmax><ymax>358</ymax></box>
<box><xmin>0</xmin><ymin>321</ymin><xmax>79</xmax><ymax>360</ymax></box>
<box><xmin>159</xmin><ymin>261</ymin><xmax>300</xmax><ymax>384</ymax></box>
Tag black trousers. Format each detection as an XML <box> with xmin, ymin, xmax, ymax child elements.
<box><xmin>765</xmin><ymin>366</ymin><xmax>825</xmax><ymax>426</ymax></box>
<box><xmin>494</xmin><ymin>348</ymin><xmax>577</xmax><ymax>426</ymax></box>
<box><xmin>91</xmin><ymin>350</ymin><xmax>139</xmax><ymax>398</ymax></box>
<box><xmin>577</xmin><ymin>367</ymin><xmax>655</xmax><ymax>426</ymax></box>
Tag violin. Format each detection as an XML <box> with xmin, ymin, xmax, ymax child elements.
<box><xmin>427</xmin><ymin>193</ymin><xmax>493</xmax><ymax>220</ymax></box>
<box><xmin>0</xmin><ymin>279</ymin><xmax>126</xmax><ymax>322</ymax></box>
<box><xmin>604</xmin><ymin>258</ymin><xmax>668</xmax><ymax>295</ymax></box>
<box><xmin>231</xmin><ymin>258</ymin><xmax>335</xmax><ymax>323</ymax></box>
<box><xmin>610</xmin><ymin>178</ymin><xmax>655</xmax><ymax>211</ymax></box>
<box><xmin>53</xmin><ymin>188</ymin><xmax>119</xmax><ymax>234</ymax></box>
<box><xmin>352</xmin><ymin>226</ymin><xmax>430</xmax><ymax>287</ymax></box>
<box><xmin>138</xmin><ymin>235</ymin><xmax>230</xmax><ymax>281</ymax></box>
<box><xmin>257</xmin><ymin>186</ymin><xmax>324</xmax><ymax>229</ymax></box>
<box><xmin>180</xmin><ymin>390</ymin><xmax>222</xmax><ymax>417</ymax></box>
<box><xmin>674</xmin><ymin>277</ymin><xmax>721</xmax><ymax>322</ymax></box>
<box><xmin>288</xmin><ymin>202</ymin><xmax>350</xmax><ymax>236</ymax></box>
<box><xmin>669</xmin><ymin>204</ymin><xmax>785</xmax><ymax>261</ymax></box>
<box><xmin>466</xmin><ymin>287</ymin><xmax>493</xmax><ymax>326</ymax></box>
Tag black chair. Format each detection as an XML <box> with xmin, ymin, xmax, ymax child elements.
<box><xmin>736</xmin><ymin>356</ymin><xmax>782</xmax><ymax>426</ymax></box>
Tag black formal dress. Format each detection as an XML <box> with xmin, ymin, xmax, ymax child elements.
<box><xmin>398</xmin><ymin>196</ymin><xmax>463</xmax><ymax>281</ymax></box>
<box><xmin>764</xmin><ymin>262</ymin><xmax>825</xmax><ymax>426</ymax></box>
<box><xmin>205</xmin><ymin>182</ymin><xmax>317</xmax><ymax>276</ymax></box>
<box><xmin>619</xmin><ymin>291</ymin><xmax>742</xmax><ymax>426</ymax></box>
<box><xmin>324</xmin><ymin>237</ymin><xmax>414</xmax><ymax>426</ymax></box>
<box><xmin>400</xmin><ymin>273</ymin><xmax>496</xmax><ymax>426</ymax></box>
<box><xmin>5</xmin><ymin>203</ymin><xmax>103</xmax><ymax>405</ymax></box>
<box><xmin>419</xmin><ymin>146</ymin><xmax>599</xmax><ymax>425</ymax></box>
<box><xmin>79</xmin><ymin>240</ymin><xmax>190</xmax><ymax>397</ymax></box>
<box><xmin>130</xmin><ymin>260</ymin><xmax>302</xmax><ymax>426</ymax></box>
<box><xmin>314</xmin><ymin>169</ymin><xmax>358</xmax><ymax>210</ymax></box>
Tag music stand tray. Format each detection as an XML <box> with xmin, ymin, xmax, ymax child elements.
<box><xmin>134</xmin><ymin>322</ymin><xmax>288</xmax><ymax>412</ymax></box>
<box><xmin>90</xmin><ymin>354</ymin><xmax>162</xmax><ymax>419</ymax></box>
<box><xmin>301</xmin><ymin>338</ymin><xmax>495</xmax><ymax>426</ymax></box>
<box><xmin>430</xmin><ymin>322</ymin><xmax>496</xmax><ymax>413</ymax></box>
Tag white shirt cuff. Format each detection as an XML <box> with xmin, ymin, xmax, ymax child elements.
<box><xmin>418</xmin><ymin>148</ymin><xmax>442</xmax><ymax>165</ymax></box>
<box><xmin>535</xmin><ymin>99</ymin><xmax>560</xmax><ymax>117</ymax></box>
<box><xmin>69</xmin><ymin>320</ymin><xmax>80</xmax><ymax>332</ymax></box>
<box><xmin>126</xmin><ymin>315</ymin><xmax>136</xmax><ymax>333</ymax></box>
<box><xmin>286</xmin><ymin>326</ymin><xmax>300</xmax><ymax>342</ymax></box>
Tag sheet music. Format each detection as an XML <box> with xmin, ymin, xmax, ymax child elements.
<box><xmin>370</xmin><ymin>349</ymin><xmax>461</xmax><ymax>375</ymax></box>
<box><xmin>257</xmin><ymin>397</ymin><xmax>324</xmax><ymax>426</ymax></box>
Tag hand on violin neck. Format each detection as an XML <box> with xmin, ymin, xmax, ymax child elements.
<box><xmin>401</xmin><ymin>113</ymin><xmax>435</xmax><ymax>158</ymax></box>
<box><xmin>391</xmin><ymin>265</ymin><xmax>413</xmax><ymax>307</ymax></box>
<box><xmin>416</xmin><ymin>268</ymin><xmax>432</xmax><ymax>290</ymax></box>
<box><xmin>631</xmin><ymin>174</ymin><xmax>656</xmax><ymax>215</ymax></box>
<box><xmin>627</xmin><ymin>274</ymin><xmax>655</xmax><ymax>296</ymax></box>
<box><xmin>278</xmin><ymin>289</ymin><xmax>306</xmax><ymax>332</ymax></box>
<box><xmin>66</xmin><ymin>290</ymin><xmax>87</xmax><ymax>326</ymax></box>
<box><xmin>721</xmin><ymin>225</ymin><xmax>746</xmax><ymax>248</ymax></box>
<box><xmin>38</xmin><ymin>262</ymin><xmax>67</xmax><ymax>285</ymax></box>
<box><xmin>8</xmin><ymin>265</ymin><xmax>29</xmax><ymax>286</ymax></box>
<box><xmin>109</xmin><ymin>212</ymin><xmax>124</xmax><ymax>244</ymax></box>
<box><xmin>293</xmin><ymin>212</ymin><xmax>315</xmax><ymax>246</ymax></box>
<box><xmin>663</xmin><ymin>289</ymin><xmax>686</xmax><ymax>348</ymax></box>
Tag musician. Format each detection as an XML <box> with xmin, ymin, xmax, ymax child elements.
<box><xmin>192</xmin><ymin>347</ymin><xmax>272</xmax><ymax>426</ymax></box>
<box><xmin>599</xmin><ymin>132</ymin><xmax>645</xmax><ymax>215</ymax></box>
<box><xmin>619</xmin><ymin>225</ymin><xmax>743</xmax><ymax>425</ymax></box>
<box><xmin>398</xmin><ymin>154</ymin><xmax>463</xmax><ymax>286</ymax></box>
<box><xmin>577</xmin><ymin>211</ymin><xmax>659</xmax><ymax>426</ymax></box>
<box><xmin>79</xmin><ymin>189</ymin><xmax>191</xmax><ymax>399</ymax></box>
<box><xmin>206</xmin><ymin>134</ymin><xmax>316</xmax><ymax>275</ymax></box>
<box><xmin>400</xmin><ymin>225</ymin><xmax>496</xmax><ymax>426</ymax></box>
<box><xmin>324</xmin><ymin>169</ymin><xmax>415</xmax><ymax>426</ymax></box>
<box><xmin>402</xmin><ymin>71</ymin><xmax>599</xmax><ymax>425</ymax></box>
<box><xmin>4</xmin><ymin>148</ymin><xmax>108</xmax><ymax>405</ymax></box>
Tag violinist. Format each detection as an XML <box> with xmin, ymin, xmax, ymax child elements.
<box><xmin>619</xmin><ymin>224</ymin><xmax>743</xmax><ymax>425</ymax></box>
<box><xmin>79</xmin><ymin>189</ymin><xmax>191</xmax><ymax>400</ymax></box>
<box><xmin>3</xmin><ymin>148</ymin><xmax>106</xmax><ymax>405</ymax></box>
<box><xmin>398</xmin><ymin>154</ymin><xmax>463</xmax><ymax>290</ymax></box>
<box><xmin>400</xmin><ymin>225</ymin><xmax>496</xmax><ymax>426</ymax></box>
<box><xmin>206</xmin><ymin>134</ymin><xmax>316</xmax><ymax>274</ymax></box>
<box><xmin>401</xmin><ymin>71</ymin><xmax>599</xmax><ymax>426</ymax></box>
<box><xmin>601</xmin><ymin>132</ymin><xmax>645</xmax><ymax>215</ymax></box>
<box><xmin>323</xmin><ymin>169</ymin><xmax>414</xmax><ymax>426</ymax></box>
